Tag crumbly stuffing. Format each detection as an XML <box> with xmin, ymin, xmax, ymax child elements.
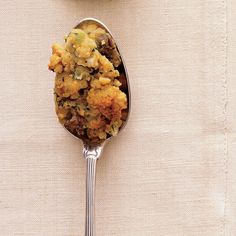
<box><xmin>49</xmin><ymin>23</ymin><xmax>128</xmax><ymax>144</ymax></box>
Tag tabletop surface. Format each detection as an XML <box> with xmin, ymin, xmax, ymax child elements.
<box><xmin>1</xmin><ymin>0</ymin><xmax>236</xmax><ymax>235</ymax></box>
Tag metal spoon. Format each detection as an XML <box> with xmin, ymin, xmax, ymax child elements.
<box><xmin>62</xmin><ymin>18</ymin><xmax>130</xmax><ymax>236</ymax></box>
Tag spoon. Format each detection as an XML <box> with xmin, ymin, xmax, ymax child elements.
<box><xmin>63</xmin><ymin>18</ymin><xmax>130</xmax><ymax>236</ymax></box>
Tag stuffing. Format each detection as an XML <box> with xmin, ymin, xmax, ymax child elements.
<box><xmin>49</xmin><ymin>23</ymin><xmax>128</xmax><ymax>145</ymax></box>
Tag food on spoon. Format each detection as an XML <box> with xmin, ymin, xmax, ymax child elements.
<box><xmin>48</xmin><ymin>23</ymin><xmax>128</xmax><ymax>145</ymax></box>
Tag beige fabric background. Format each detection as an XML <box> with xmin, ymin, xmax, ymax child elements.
<box><xmin>0</xmin><ymin>0</ymin><xmax>236</xmax><ymax>235</ymax></box>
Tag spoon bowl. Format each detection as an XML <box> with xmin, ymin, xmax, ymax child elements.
<box><xmin>64</xmin><ymin>18</ymin><xmax>131</xmax><ymax>146</ymax></box>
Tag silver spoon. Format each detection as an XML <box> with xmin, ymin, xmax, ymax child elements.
<box><xmin>62</xmin><ymin>18</ymin><xmax>131</xmax><ymax>236</ymax></box>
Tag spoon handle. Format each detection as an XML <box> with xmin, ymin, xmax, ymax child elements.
<box><xmin>85</xmin><ymin>156</ymin><xmax>97</xmax><ymax>236</ymax></box>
